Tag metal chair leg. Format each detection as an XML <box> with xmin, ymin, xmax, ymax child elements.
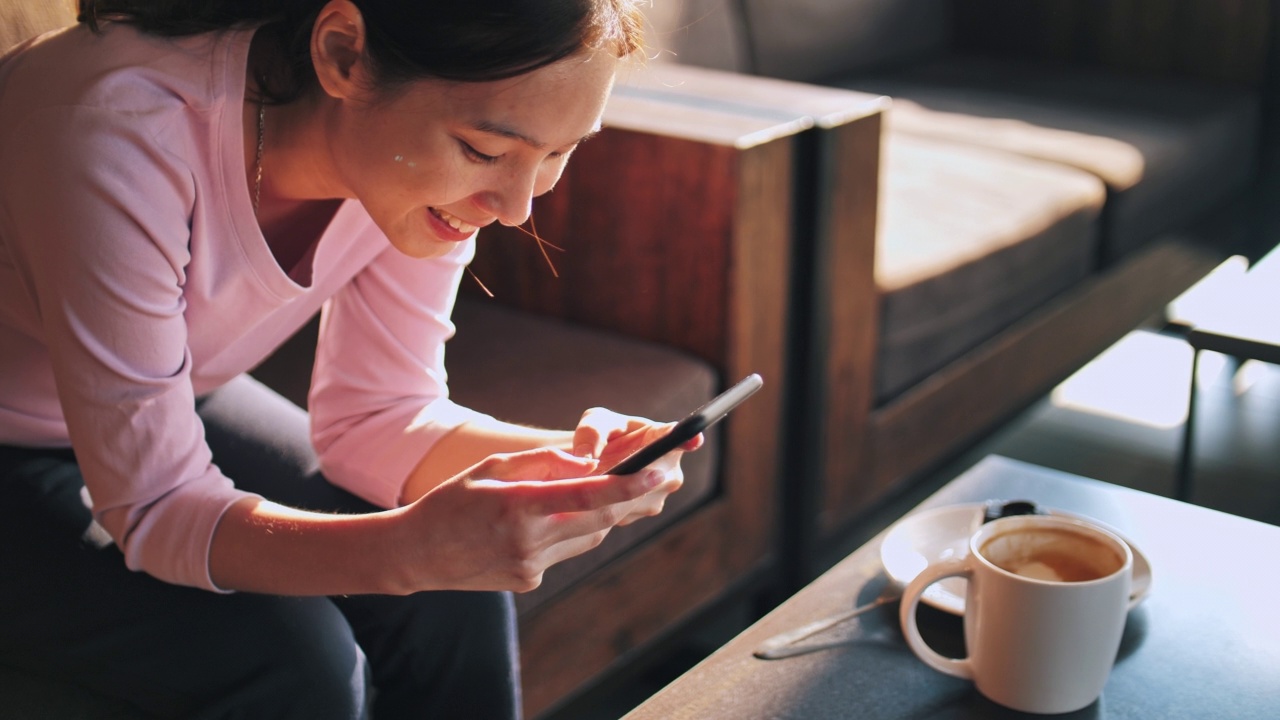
<box><xmin>1175</xmin><ymin>347</ymin><xmax>1201</xmax><ymax>502</ymax></box>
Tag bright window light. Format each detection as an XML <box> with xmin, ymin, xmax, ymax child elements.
<box><xmin>1050</xmin><ymin>331</ymin><xmax>1203</xmax><ymax>430</ymax></box>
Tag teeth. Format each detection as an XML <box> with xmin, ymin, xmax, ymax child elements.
<box><xmin>433</xmin><ymin>208</ymin><xmax>477</xmax><ymax>234</ymax></box>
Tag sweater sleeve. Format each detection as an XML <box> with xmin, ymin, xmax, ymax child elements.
<box><xmin>307</xmin><ymin>238</ymin><xmax>493</xmax><ymax>509</ymax></box>
<box><xmin>1</xmin><ymin>104</ymin><xmax>258</xmax><ymax>591</ymax></box>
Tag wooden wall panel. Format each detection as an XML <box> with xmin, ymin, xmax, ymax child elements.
<box><xmin>468</xmin><ymin>131</ymin><xmax>739</xmax><ymax>368</ymax></box>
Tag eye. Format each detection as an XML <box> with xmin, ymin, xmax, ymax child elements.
<box><xmin>459</xmin><ymin>140</ymin><xmax>500</xmax><ymax>165</ymax></box>
<box><xmin>546</xmin><ymin>146</ymin><xmax>577</xmax><ymax>163</ymax></box>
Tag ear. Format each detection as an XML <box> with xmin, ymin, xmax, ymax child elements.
<box><xmin>311</xmin><ymin>0</ymin><xmax>369</xmax><ymax>101</ymax></box>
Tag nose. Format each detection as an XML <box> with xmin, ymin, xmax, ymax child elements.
<box><xmin>497</xmin><ymin>197</ymin><xmax>533</xmax><ymax>228</ymax></box>
<box><xmin>478</xmin><ymin>167</ymin><xmax>539</xmax><ymax>228</ymax></box>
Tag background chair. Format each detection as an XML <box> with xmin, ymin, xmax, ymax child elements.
<box><xmin>638</xmin><ymin>0</ymin><xmax>1273</xmax><ymax>584</ymax></box>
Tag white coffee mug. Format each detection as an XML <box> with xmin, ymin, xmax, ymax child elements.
<box><xmin>898</xmin><ymin>514</ymin><xmax>1133</xmax><ymax>714</ymax></box>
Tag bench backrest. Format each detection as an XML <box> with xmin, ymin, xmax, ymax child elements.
<box><xmin>645</xmin><ymin>0</ymin><xmax>950</xmax><ymax>81</ymax></box>
<box><xmin>647</xmin><ymin>0</ymin><xmax>1271</xmax><ymax>89</ymax></box>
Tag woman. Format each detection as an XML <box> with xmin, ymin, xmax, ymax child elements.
<box><xmin>0</xmin><ymin>1</ymin><xmax>695</xmax><ymax>717</ymax></box>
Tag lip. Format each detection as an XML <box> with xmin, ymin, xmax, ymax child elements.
<box><xmin>426</xmin><ymin>207</ymin><xmax>478</xmax><ymax>242</ymax></box>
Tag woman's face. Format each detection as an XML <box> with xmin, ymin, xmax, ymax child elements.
<box><xmin>329</xmin><ymin>51</ymin><xmax>618</xmax><ymax>259</ymax></box>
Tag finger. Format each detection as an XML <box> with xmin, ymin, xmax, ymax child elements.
<box><xmin>553</xmin><ymin>469</ymin><xmax>683</xmax><ymax>535</ymax></box>
<box><xmin>533</xmin><ymin>528</ymin><xmax>613</xmax><ymax>574</ymax></box>
<box><xmin>571</xmin><ymin>423</ymin><xmax>605</xmax><ymax>460</ymax></box>
<box><xmin>618</xmin><ymin>497</ymin><xmax>666</xmax><ymax>526</ymax></box>
<box><xmin>608</xmin><ymin>445</ymin><xmax>684</xmax><ymax>478</ymax></box>
<box><xmin>546</xmin><ymin>500</ymin><xmax>635</xmax><ymax>540</ymax></box>
<box><xmin>593</xmin><ymin>421</ymin><xmax>679</xmax><ymax>470</ymax></box>
<box><xmin>521</xmin><ymin>468</ymin><xmax>665</xmax><ymax>517</ymax></box>
<box><xmin>572</xmin><ymin>407</ymin><xmax>635</xmax><ymax>458</ymax></box>
<box><xmin>646</xmin><ymin>452</ymin><xmax>682</xmax><ymax>475</ymax></box>
<box><xmin>477</xmin><ymin>447</ymin><xmax>598</xmax><ymax>483</ymax></box>
<box><xmin>680</xmin><ymin>432</ymin><xmax>705</xmax><ymax>452</ymax></box>
<box><xmin>500</xmin><ymin>527</ymin><xmax>614</xmax><ymax>594</ymax></box>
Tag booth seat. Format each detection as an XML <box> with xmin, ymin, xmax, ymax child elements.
<box><xmin>641</xmin><ymin>0</ymin><xmax>1268</xmax><ymax>575</ymax></box>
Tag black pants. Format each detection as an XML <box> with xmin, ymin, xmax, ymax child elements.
<box><xmin>0</xmin><ymin>375</ymin><xmax>522</xmax><ymax>719</ymax></box>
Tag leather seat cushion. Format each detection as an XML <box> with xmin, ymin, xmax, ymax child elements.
<box><xmin>841</xmin><ymin>57</ymin><xmax>1260</xmax><ymax>263</ymax></box>
<box><xmin>874</xmin><ymin>133</ymin><xmax>1105</xmax><ymax>404</ymax></box>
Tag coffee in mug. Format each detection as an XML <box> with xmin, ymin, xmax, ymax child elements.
<box><xmin>980</xmin><ymin>524</ymin><xmax>1126</xmax><ymax>583</ymax></box>
<box><xmin>899</xmin><ymin>514</ymin><xmax>1133</xmax><ymax>714</ymax></box>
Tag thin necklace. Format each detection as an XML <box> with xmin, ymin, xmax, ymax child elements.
<box><xmin>252</xmin><ymin>101</ymin><xmax>265</xmax><ymax>216</ymax></box>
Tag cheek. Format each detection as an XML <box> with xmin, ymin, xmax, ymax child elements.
<box><xmin>378</xmin><ymin>152</ymin><xmax>467</xmax><ymax>209</ymax></box>
<box><xmin>379</xmin><ymin>131</ymin><xmax>461</xmax><ymax>188</ymax></box>
<box><xmin>534</xmin><ymin>162</ymin><xmax>568</xmax><ymax>197</ymax></box>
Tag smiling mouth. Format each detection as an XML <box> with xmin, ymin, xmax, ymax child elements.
<box><xmin>429</xmin><ymin>207</ymin><xmax>479</xmax><ymax>235</ymax></box>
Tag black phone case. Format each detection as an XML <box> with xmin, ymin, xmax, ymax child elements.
<box><xmin>603</xmin><ymin>374</ymin><xmax>763</xmax><ymax>475</ymax></box>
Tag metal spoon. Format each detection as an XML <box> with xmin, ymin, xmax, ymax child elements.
<box><xmin>753</xmin><ymin>500</ymin><xmax>1045</xmax><ymax>660</ymax></box>
<box><xmin>753</xmin><ymin>589</ymin><xmax>901</xmax><ymax>659</ymax></box>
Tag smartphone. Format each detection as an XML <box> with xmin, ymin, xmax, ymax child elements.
<box><xmin>603</xmin><ymin>373</ymin><xmax>764</xmax><ymax>475</ymax></box>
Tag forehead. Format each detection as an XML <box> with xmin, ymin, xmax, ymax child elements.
<box><xmin>394</xmin><ymin>52</ymin><xmax>618</xmax><ymax>145</ymax></box>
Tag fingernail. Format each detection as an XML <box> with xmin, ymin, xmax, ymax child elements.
<box><xmin>573</xmin><ymin>443</ymin><xmax>595</xmax><ymax>459</ymax></box>
<box><xmin>641</xmin><ymin>469</ymin><xmax>663</xmax><ymax>490</ymax></box>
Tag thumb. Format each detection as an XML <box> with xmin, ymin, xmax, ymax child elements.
<box><xmin>571</xmin><ymin>424</ymin><xmax>606</xmax><ymax>460</ymax></box>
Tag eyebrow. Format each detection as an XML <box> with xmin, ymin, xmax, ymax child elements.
<box><xmin>471</xmin><ymin>120</ymin><xmax>601</xmax><ymax>151</ymax></box>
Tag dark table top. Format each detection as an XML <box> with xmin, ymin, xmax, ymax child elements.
<box><xmin>624</xmin><ymin>456</ymin><xmax>1280</xmax><ymax>719</ymax></box>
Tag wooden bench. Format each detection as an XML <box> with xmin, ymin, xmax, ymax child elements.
<box><xmin>464</xmin><ymin>65</ymin><xmax>885</xmax><ymax>716</ymax></box>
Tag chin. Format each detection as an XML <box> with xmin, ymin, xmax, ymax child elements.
<box><xmin>390</xmin><ymin>234</ymin><xmax>465</xmax><ymax>260</ymax></box>
<box><xmin>395</xmin><ymin>242</ymin><xmax>453</xmax><ymax>260</ymax></box>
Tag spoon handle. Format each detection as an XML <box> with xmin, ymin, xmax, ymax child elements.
<box><xmin>752</xmin><ymin>593</ymin><xmax>900</xmax><ymax>660</ymax></box>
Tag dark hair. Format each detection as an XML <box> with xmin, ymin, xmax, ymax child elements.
<box><xmin>78</xmin><ymin>1</ymin><xmax>645</xmax><ymax>103</ymax></box>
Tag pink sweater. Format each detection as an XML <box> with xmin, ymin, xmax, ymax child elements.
<box><xmin>0</xmin><ymin>24</ymin><xmax>490</xmax><ymax>590</ymax></box>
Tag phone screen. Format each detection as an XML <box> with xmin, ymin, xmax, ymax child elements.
<box><xmin>603</xmin><ymin>373</ymin><xmax>763</xmax><ymax>475</ymax></box>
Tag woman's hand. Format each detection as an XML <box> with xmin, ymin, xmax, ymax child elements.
<box><xmin>398</xmin><ymin>447</ymin><xmax>667</xmax><ymax>593</ymax></box>
<box><xmin>572</xmin><ymin>407</ymin><xmax>703</xmax><ymax>525</ymax></box>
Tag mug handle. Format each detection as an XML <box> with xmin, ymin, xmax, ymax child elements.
<box><xmin>898</xmin><ymin>557</ymin><xmax>973</xmax><ymax>679</ymax></box>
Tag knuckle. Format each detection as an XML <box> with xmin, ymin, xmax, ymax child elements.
<box><xmin>495</xmin><ymin>495</ymin><xmax>524</xmax><ymax>525</ymax></box>
<box><xmin>509</xmin><ymin>532</ymin><xmax>540</xmax><ymax>562</ymax></box>
<box><xmin>499</xmin><ymin>522</ymin><xmax>538</xmax><ymax>561</ymax></box>
<box><xmin>513</xmin><ymin>561</ymin><xmax>544</xmax><ymax>590</ymax></box>
<box><xmin>494</xmin><ymin>451</ymin><xmax>523</xmax><ymax>467</ymax></box>
<box><xmin>598</xmin><ymin>503</ymin><xmax>625</xmax><ymax>527</ymax></box>
<box><xmin>512</xmin><ymin>566</ymin><xmax>542</xmax><ymax>589</ymax></box>
<box><xmin>570</xmin><ymin>486</ymin><xmax>595</xmax><ymax>513</ymax></box>
<box><xmin>473</xmin><ymin>454</ymin><xmax>510</xmax><ymax>479</ymax></box>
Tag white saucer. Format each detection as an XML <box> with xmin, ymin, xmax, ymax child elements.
<box><xmin>880</xmin><ymin>503</ymin><xmax>1154</xmax><ymax>615</ymax></box>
